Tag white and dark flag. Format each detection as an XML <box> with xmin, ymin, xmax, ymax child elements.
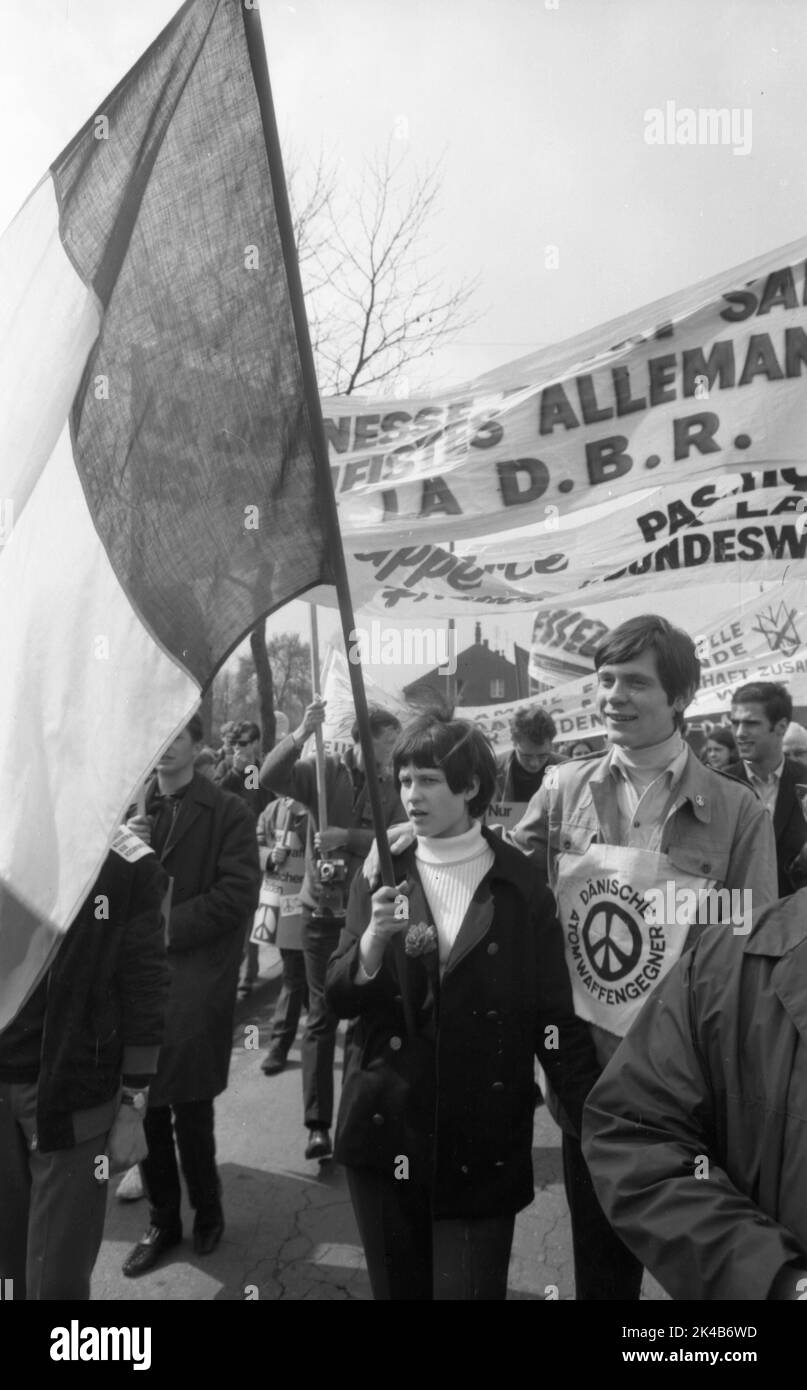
<box><xmin>0</xmin><ymin>0</ymin><xmax>332</xmax><ymax>1025</ymax></box>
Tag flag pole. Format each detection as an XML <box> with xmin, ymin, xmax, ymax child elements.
<box><xmin>308</xmin><ymin>604</ymin><xmax>329</xmax><ymax>836</ymax></box>
<box><xmin>243</xmin><ymin>4</ymin><xmax>396</xmax><ymax>889</ymax></box>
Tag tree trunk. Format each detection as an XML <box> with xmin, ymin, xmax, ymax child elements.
<box><xmin>250</xmin><ymin>620</ymin><xmax>275</xmax><ymax>753</ymax></box>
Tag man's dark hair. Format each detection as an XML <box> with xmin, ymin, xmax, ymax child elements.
<box><xmin>511</xmin><ymin>705</ymin><xmax>556</xmax><ymax>745</ymax></box>
<box><xmin>234</xmin><ymin>720</ymin><xmax>261</xmax><ymax>743</ymax></box>
<box><xmin>350</xmin><ymin>706</ymin><xmax>402</xmax><ymax>743</ymax></box>
<box><xmin>731</xmin><ymin>681</ymin><xmax>792</xmax><ymax>728</ymax></box>
<box><xmin>594</xmin><ymin>615</ymin><xmax>700</xmax><ymax>729</ymax></box>
<box><xmin>186</xmin><ymin>713</ymin><xmax>204</xmax><ymax>743</ymax></box>
<box><xmin>392</xmin><ymin>710</ymin><xmax>497</xmax><ymax>819</ymax></box>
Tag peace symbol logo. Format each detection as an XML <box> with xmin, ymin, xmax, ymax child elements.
<box><xmin>581</xmin><ymin>901</ymin><xmax>643</xmax><ymax>982</ymax></box>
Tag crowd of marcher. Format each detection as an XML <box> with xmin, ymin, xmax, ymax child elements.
<box><xmin>2</xmin><ymin>614</ymin><xmax>807</xmax><ymax>1301</ymax></box>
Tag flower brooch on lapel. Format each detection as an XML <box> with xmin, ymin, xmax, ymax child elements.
<box><xmin>404</xmin><ymin>921</ymin><xmax>438</xmax><ymax>958</ymax></box>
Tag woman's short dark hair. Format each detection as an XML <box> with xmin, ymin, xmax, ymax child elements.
<box><xmin>706</xmin><ymin>726</ymin><xmax>738</xmax><ymax>754</ymax></box>
<box><xmin>594</xmin><ymin>615</ymin><xmax>700</xmax><ymax>728</ymax></box>
<box><xmin>392</xmin><ymin>711</ymin><xmax>497</xmax><ymax>819</ymax></box>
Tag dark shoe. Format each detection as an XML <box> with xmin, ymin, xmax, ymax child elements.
<box><xmin>261</xmin><ymin>1050</ymin><xmax>286</xmax><ymax>1075</ymax></box>
<box><xmin>304</xmin><ymin>1128</ymin><xmax>332</xmax><ymax>1162</ymax></box>
<box><xmin>193</xmin><ymin>1217</ymin><xmax>225</xmax><ymax>1255</ymax></box>
<box><xmin>122</xmin><ymin>1225</ymin><xmax>182</xmax><ymax>1278</ymax></box>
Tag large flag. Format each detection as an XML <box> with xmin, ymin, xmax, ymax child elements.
<box><xmin>0</xmin><ymin>0</ymin><xmax>332</xmax><ymax>1025</ymax></box>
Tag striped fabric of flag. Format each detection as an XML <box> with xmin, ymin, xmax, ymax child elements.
<box><xmin>0</xmin><ymin>0</ymin><xmax>332</xmax><ymax>1026</ymax></box>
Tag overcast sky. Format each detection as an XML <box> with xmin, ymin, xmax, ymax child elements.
<box><xmin>3</xmin><ymin>0</ymin><xmax>804</xmax><ymax>686</ymax></box>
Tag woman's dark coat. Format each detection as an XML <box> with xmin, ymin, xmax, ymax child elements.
<box><xmin>325</xmin><ymin>827</ymin><xmax>600</xmax><ymax>1220</ymax></box>
<box><xmin>146</xmin><ymin>773</ymin><xmax>261</xmax><ymax>1106</ymax></box>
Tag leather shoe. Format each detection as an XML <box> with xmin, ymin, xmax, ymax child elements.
<box><xmin>193</xmin><ymin>1219</ymin><xmax>224</xmax><ymax>1255</ymax></box>
<box><xmin>304</xmin><ymin>1128</ymin><xmax>332</xmax><ymax>1162</ymax></box>
<box><xmin>122</xmin><ymin>1225</ymin><xmax>182</xmax><ymax>1278</ymax></box>
<box><xmin>261</xmin><ymin>1050</ymin><xmax>286</xmax><ymax>1075</ymax></box>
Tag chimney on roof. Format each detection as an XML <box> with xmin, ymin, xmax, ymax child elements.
<box><xmin>474</xmin><ymin>621</ymin><xmax>482</xmax><ymax>645</ymax></box>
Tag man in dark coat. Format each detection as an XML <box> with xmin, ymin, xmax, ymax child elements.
<box><xmin>583</xmin><ymin>890</ymin><xmax>807</xmax><ymax>1299</ymax></box>
<box><xmin>122</xmin><ymin>714</ymin><xmax>261</xmax><ymax>1277</ymax></box>
<box><xmin>0</xmin><ymin>835</ymin><xmax>168</xmax><ymax>1299</ymax></box>
<box><xmin>726</xmin><ymin>681</ymin><xmax>807</xmax><ymax>897</ymax></box>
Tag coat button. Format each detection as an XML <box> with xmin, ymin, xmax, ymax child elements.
<box><xmin>701</xmin><ymin>862</ymin><xmax>711</xmax><ymax>872</ymax></box>
<box><xmin>460</xmin><ymin>1164</ymin><xmax>469</xmax><ymax>1174</ymax></box>
<box><xmin>372</xmin><ymin>1113</ymin><xmax>384</xmax><ymax>1126</ymax></box>
<box><xmin>486</xmin><ymin>1009</ymin><xmax>499</xmax><ymax>1021</ymax></box>
<box><xmin>487</xmin><ymin>942</ymin><xmax>499</xmax><ymax>956</ymax></box>
<box><xmin>492</xmin><ymin>1081</ymin><xmax>504</xmax><ymax>1092</ymax></box>
<box><xmin>389</xmin><ymin>1036</ymin><xmax>402</xmax><ymax>1051</ymax></box>
<box><xmin>494</xmin><ymin>1160</ymin><xmax>505</xmax><ymax>1168</ymax></box>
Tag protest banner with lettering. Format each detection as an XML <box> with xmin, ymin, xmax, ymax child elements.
<box><xmin>533</xmin><ymin>578</ymin><xmax>807</xmax><ymax>736</ymax></box>
<box><xmin>328</xmin><ymin>236</ymin><xmax>807</xmax><ymax>553</ymax></box>
<box><xmin>331</xmin><ymin>472</ymin><xmax>807</xmax><ymax>616</ymax></box>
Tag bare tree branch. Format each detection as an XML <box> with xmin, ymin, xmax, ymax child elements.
<box><xmin>223</xmin><ymin>142</ymin><xmax>479</xmax><ymax>740</ymax></box>
<box><xmin>288</xmin><ymin>141</ymin><xmax>478</xmax><ymax>398</ymax></box>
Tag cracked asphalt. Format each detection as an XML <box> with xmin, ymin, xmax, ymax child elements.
<box><xmin>91</xmin><ymin>955</ymin><xmax>668</xmax><ymax>1302</ymax></box>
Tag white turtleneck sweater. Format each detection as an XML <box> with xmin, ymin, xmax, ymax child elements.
<box><xmin>609</xmin><ymin>730</ymin><xmax>689</xmax><ymax>851</ymax></box>
<box><xmin>415</xmin><ymin>822</ymin><xmax>495</xmax><ymax>973</ymax></box>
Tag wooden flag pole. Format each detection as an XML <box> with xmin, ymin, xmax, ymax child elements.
<box><xmin>244</xmin><ymin>5</ymin><xmax>396</xmax><ymax>889</ymax></box>
<box><xmin>308</xmin><ymin>604</ymin><xmax>329</xmax><ymax>836</ymax></box>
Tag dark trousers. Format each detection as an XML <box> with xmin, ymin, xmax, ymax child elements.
<box><xmin>141</xmin><ymin>1100</ymin><xmax>221</xmax><ymax>1233</ymax></box>
<box><xmin>0</xmin><ymin>1081</ymin><xmax>108</xmax><ymax>1300</ymax></box>
<box><xmin>347</xmin><ymin>1166</ymin><xmax>515</xmax><ymax>1300</ymax></box>
<box><xmin>240</xmin><ymin>940</ymin><xmax>260</xmax><ymax>988</ymax></box>
<box><xmin>301</xmin><ymin>915</ymin><xmax>341</xmax><ymax>1129</ymax></box>
<box><xmin>268</xmin><ymin>948</ymin><xmax>307</xmax><ymax>1058</ymax></box>
<box><xmin>562</xmin><ymin>1129</ymin><xmax>643</xmax><ymax>1300</ymax></box>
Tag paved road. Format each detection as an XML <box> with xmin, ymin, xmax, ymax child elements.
<box><xmin>92</xmin><ymin>958</ymin><xmax>667</xmax><ymax>1302</ymax></box>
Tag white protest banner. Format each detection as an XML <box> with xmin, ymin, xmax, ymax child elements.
<box><xmin>455</xmin><ymin>694</ymin><xmax>542</xmax><ymax>753</ymax></box>
<box><xmin>333</xmin><ymin>472</ymin><xmax>807</xmax><ymax>617</ymax></box>
<box><xmin>330</xmin><ymin>235</ymin><xmax>807</xmax><ymax>548</ymax></box>
<box><xmin>534</xmin><ymin>578</ymin><xmax>807</xmax><ymax>736</ymax></box>
<box><xmin>311</xmin><ymin>646</ymin><xmax>413</xmax><ymax>756</ymax></box>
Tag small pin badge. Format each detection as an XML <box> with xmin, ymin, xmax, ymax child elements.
<box><xmin>393</xmin><ymin>893</ymin><xmax>409</xmax><ymax>922</ymax></box>
<box><xmin>695</xmin><ymin>795</ymin><xmax>705</xmax><ymax>806</ymax></box>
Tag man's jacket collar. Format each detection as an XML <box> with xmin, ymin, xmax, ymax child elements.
<box><xmin>147</xmin><ymin>771</ymin><xmax>216</xmax><ymax>859</ymax></box>
<box><xmin>589</xmin><ymin>744</ymin><xmax>716</xmax><ymax>824</ymax></box>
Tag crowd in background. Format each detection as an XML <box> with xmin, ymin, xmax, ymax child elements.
<box><xmin>3</xmin><ymin>616</ymin><xmax>807</xmax><ymax>1302</ymax></box>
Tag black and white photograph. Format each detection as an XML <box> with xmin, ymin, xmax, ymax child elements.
<box><xmin>1</xmin><ymin>0</ymin><xmax>806</xmax><ymax>1361</ymax></box>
